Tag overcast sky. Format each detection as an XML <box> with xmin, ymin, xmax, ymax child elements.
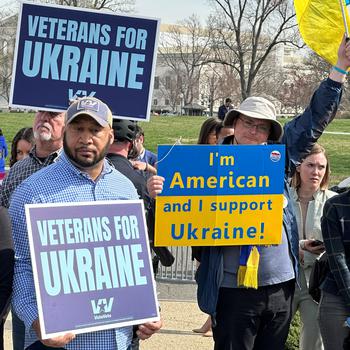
<box><xmin>0</xmin><ymin>0</ymin><xmax>213</xmax><ymax>24</ymax></box>
<box><xmin>134</xmin><ymin>0</ymin><xmax>212</xmax><ymax>24</ymax></box>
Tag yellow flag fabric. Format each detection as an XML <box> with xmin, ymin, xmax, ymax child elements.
<box><xmin>294</xmin><ymin>0</ymin><xmax>350</xmax><ymax>65</ymax></box>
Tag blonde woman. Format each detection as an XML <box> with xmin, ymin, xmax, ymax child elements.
<box><xmin>290</xmin><ymin>143</ymin><xmax>336</xmax><ymax>350</ymax></box>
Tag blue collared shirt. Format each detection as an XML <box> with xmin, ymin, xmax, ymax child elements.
<box><xmin>9</xmin><ymin>152</ymin><xmax>139</xmax><ymax>350</ymax></box>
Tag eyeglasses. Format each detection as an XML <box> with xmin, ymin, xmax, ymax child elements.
<box><xmin>238</xmin><ymin>116</ymin><xmax>270</xmax><ymax>134</ymax></box>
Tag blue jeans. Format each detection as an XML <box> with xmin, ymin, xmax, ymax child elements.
<box><xmin>12</xmin><ymin>310</ymin><xmax>25</xmax><ymax>350</ymax></box>
<box><xmin>213</xmin><ymin>280</ymin><xmax>295</xmax><ymax>350</ymax></box>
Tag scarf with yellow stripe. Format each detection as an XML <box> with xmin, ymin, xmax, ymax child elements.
<box><xmin>237</xmin><ymin>245</ymin><xmax>260</xmax><ymax>289</ymax></box>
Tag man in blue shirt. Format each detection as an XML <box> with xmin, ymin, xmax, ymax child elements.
<box><xmin>9</xmin><ymin>97</ymin><xmax>162</xmax><ymax>350</ymax></box>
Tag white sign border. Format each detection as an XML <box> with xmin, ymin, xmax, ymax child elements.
<box><xmin>25</xmin><ymin>199</ymin><xmax>160</xmax><ymax>339</ymax></box>
<box><xmin>9</xmin><ymin>1</ymin><xmax>160</xmax><ymax>122</ymax></box>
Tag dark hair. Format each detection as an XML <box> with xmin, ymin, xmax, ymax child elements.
<box><xmin>197</xmin><ymin>118</ymin><xmax>223</xmax><ymax>144</ymax></box>
<box><xmin>134</xmin><ymin>124</ymin><xmax>144</xmax><ymax>139</ymax></box>
<box><xmin>225</xmin><ymin>98</ymin><xmax>232</xmax><ymax>104</ymax></box>
<box><xmin>10</xmin><ymin>127</ymin><xmax>34</xmax><ymax>167</ymax></box>
<box><xmin>0</xmin><ymin>128</ymin><xmax>3</xmax><ymax>136</ymax></box>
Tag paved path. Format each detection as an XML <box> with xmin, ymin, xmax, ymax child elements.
<box><xmin>141</xmin><ymin>300</ymin><xmax>213</xmax><ymax>350</ymax></box>
<box><xmin>324</xmin><ymin>131</ymin><xmax>350</xmax><ymax>135</ymax></box>
<box><xmin>4</xmin><ymin>300</ymin><xmax>213</xmax><ymax>350</ymax></box>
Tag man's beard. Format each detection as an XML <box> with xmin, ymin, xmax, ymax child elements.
<box><xmin>63</xmin><ymin>136</ymin><xmax>110</xmax><ymax>170</ymax></box>
<box><xmin>34</xmin><ymin>130</ymin><xmax>52</xmax><ymax>141</ymax></box>
<box><xmin>34</xmin><ymin>123</ymin><xmax>53</xmax><ymax>141</ymax></box>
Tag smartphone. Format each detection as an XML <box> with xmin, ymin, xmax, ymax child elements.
<box><xmin>311</xmin><ymin>239</ymin><xmax>324</xmax><ymax>247</ymax></box>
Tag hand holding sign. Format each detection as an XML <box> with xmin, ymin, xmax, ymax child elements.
<box><xmin>147</xmin><ymin>175</ymin><xmax>165</xmax><ymax>198</ymax></box>
<box><xmin>137</xmin><ymin>319</ymin><xmax>163</xmax><ymax>340</ymax></box>
<box><xmin>33</xmin><ymin>319</ymin><xmax>76</xmax><ymax>346</ymax></box>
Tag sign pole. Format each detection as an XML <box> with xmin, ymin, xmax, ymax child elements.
<box><xmin>340</xmin><ymin>0</ymin><xmax>350</xmax><ymax>37</ymax></box>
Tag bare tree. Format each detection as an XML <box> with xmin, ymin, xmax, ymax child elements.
<box><xmin>304</xmin><ymin>49</ymin><xmax>331</xmax><ymax>86</ymax></box>
<box><xmin>303</xmin><ymin>49</ymin><xmax>350</xmax><ymax>116</ymax></box>
<box><xmin>208</xmin><ymin>0</ymin><xmax>301</xmax><ymax>100</ymax></box>
<box><xmin>201</xmin><ymin>63</ymin><xmax>241</xmax><ymax>115</ymax></box>
<box><xmin>158</xmin><ymin>15</ymin><xmax>212</xmax><ymax>106</ymax></box>
<box><xmin>51</xmin><ymin>0</ymin><xmax>135</xmax><ymax>12</ymax></box>
<box><xmin>276</xmin><ymin>66</ymin><xmax>314</xmax><ymax>114</ymax></box>
<box><xmin>157</xmin><ymin>71</ymin><xmax>183</xmax><ymax>113</ymax></box>
<box><xmin>0</xmin><ymin>13</ymin><xmax>17</xmax><ymax>105</ymax></box>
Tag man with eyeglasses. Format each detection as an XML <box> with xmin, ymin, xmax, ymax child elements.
<box><xmin>0</xmin><ymin>110</ymin><xmax>65</xmax><ymax>350</ymax></box>
<box><xmin>148</xmin><ymin>36</ymin><xmax>350</xmax><ymax>350</ymax></box>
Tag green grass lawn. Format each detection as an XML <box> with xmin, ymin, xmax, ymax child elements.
<box><xmin>1</xmin><ymin>113</ymin><xmax>350</xmax><ymax>186</ymax></box>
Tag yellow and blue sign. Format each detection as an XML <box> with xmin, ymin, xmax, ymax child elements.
<box><xmin>155</xmin><ymin>144</ymin><xmax>285</xmax><ymax>246</ymax></box>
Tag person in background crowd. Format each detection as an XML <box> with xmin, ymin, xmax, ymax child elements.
<box><xmin>290</xmin><ymin>143</ymin><xmax>336</xmax><ymax>350</ymax></box>
<box><xmin>107</xmin><ymin>119</ymin><xmax>149</xmax><ymax>205</ymax></box>
<box><xmin>0</xmin><ymin>126</ymin><xmax>28</xmax><ymax>348</ymax></box>
<box><xmin>130</xmin><ymin>124</ymin><xmax>157</xmax><ymax>177</ymax></box>
<box><xmin>0</xmin><ymin>206</ymin><xmax>13</xmax><ymax>350</ymax></box>
<box><xmin>9</xmin><ymin>127</ymin><xmax>34</xmax><ymax>167</ymax></box>
<box><xmin>9</xmin><ymin>97</ymin><xmax>162</xmax><ymax>350</ymax></box>
<box><xmin>0</xmin><ymin>111</ymin><xmax>65</xmax><ymax>350</ymax></box>
<box><xmin>217</xmin><ymin>125</ymin><xmax>235</xmax><ymax>144</ymax></box>
<box><xmin>318</xmin><ymin>178</ymin><xmax>350</xmax><ymax>347</ymax></box>
<box><xmin>107</xmin><ymin>118</ymin><xmax>173</xmax><ymax>350</ymax></box>
<box><xmin>197</xmin><ymin>117</ymin><xmax>223</xmax><ymax>145</ymax></box>
<box><xmin>0</xmin><ymin>129</ymin><xmax>8</xmax><ymax>182</ymax></box>
<box><xmin>217</xmin><ymin>98</ymin><xmax>233</xmax><ymax>121</ymax></box>
<box><xmin>148</xmin><ymin>36</ymin><xmax>350</xmax><ymax>350</ymax></box>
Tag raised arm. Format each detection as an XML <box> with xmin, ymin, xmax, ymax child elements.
<box><xmin>283</xmin><ymin>35</ymin><xmax>350</xmax><ymax>175</ymax></box>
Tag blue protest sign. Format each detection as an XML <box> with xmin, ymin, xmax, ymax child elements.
<box><xmin>25</xmin><ymin>200</ymin><xmax>159</xmax><ymax>338</ymax></box>
<box><xmin>155</xmin><ymin>144</ymin><xmax>286</xmax><ymax>246</ymax></box>
<box><xmin>158</xmin><ymin>144</ymin><xmax>285</xmax><ymax>196</ymax></box>
<box><xmin>10</xmin><ymin>2</ymin><xmax>160</xmax><ymax>121</ymax></box>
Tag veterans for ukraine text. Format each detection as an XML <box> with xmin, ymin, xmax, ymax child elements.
<box><xmin>35</xmin><ymin>215</ymin><xmax>147</xmax><ymax>296</ymax></box>
<box><xmin>41</xmin><ymin>244</ymin><xmax>147</xmax><ymax>296</ymax></box>
<box><xmin>22</xmin><ymin>15</ymin><xmax>148</xmax><ymax>89</ymax></box>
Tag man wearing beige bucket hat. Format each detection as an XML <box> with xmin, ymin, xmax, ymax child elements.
<box><xmin>223</xmin><ymin>96</ymin><xmax>283</xmax><ymax>144</ymax></box>
<box><xmin>147</xmin><ymin>35</ymin><xmax>350</xmax><ymax>349</ymax></box>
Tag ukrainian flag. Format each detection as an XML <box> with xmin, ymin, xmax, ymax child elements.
<box><xmin>294</xmin><ymin>0</ymin><xmax>350</xmax><ymax>65</ymax></box>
